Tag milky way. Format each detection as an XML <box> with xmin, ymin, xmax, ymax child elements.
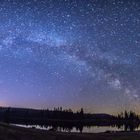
<box><xmin>0</xmin><ymin>0</ymin><xmax>140</xmax><ymax>114</ymax></box>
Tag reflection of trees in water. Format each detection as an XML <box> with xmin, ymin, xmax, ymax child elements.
<box><xmin>35</xmin><ymin>122</ymin><xmax>140</xmax><ymax>133</ymax></box>
<box><xmin>50</xmin><ymin>122</ymin><xmax>83</xmax><ymax>132</ymax></box>
<box><xmin>123</xmin><ymin>123</ymin><xmax>139</xmax><ymax>132</ymax></box>
<box><xmin>111</xmin><ymin>123</ymin><xmax>139</xmax><ymax>132</ymax></box>
<box><xmin>35</xmin><ymin>123</ymin><xmax>83</xmax><ymax>132</ymax></box>
<box><xmin>5</xmin><ymin>118</ymin><xmax>140</xmax><ymax>133</ymax></box>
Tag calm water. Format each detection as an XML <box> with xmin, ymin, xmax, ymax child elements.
<box><xmin>11</xmin><ymin>124</ymin><xmax>130</xmax><ymax>133</ymax></box>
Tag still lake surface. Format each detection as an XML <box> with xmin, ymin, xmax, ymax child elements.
<box><xmin>11</xmin><ymin>124</ymin><xmax>140</xmax><ymax>133</ymax></box>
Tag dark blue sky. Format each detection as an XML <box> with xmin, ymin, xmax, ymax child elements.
<box><xmin>0</xmin><ymin>0</ymin><xmax>140</xmax><ymax>114</ymax></box>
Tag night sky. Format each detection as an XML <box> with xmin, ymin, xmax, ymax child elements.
<box><xmin>0</xmin><ymin>0</ymin><xmax>140</xmax><ymax>114</ymax></box>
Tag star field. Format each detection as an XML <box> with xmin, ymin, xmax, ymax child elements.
<box><xmin>0</xmin><ymin>0</ymin><xmax>139</xmax><ymax>114</ymax></box>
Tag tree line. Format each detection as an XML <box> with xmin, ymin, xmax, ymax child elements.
<box><xmin>0</xmin><ymin>106</ymin><xmax>140</xmax><ymax>132</ymax></box>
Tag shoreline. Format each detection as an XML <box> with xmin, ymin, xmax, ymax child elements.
<box><xmin>0</xmin><ymin>123</ymin><xmax>139</xmax><ymax>140</ymax></box>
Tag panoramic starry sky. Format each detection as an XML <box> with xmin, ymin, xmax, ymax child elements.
<box><xmin>0</xmin><ymin>0</ymin><xmax>140</xmax><ymax>114</ymax></box>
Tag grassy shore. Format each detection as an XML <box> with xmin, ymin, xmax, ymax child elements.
<box><xmin>0</xmin><ymin>123</ymin><xmax>139</xmax><ymax>140</ymax></box>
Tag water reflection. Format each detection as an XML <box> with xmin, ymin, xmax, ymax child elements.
<box><xmin>12</xmin><ymin>122</ymin><xmax>140</xmax><ymax>133</ymax></box>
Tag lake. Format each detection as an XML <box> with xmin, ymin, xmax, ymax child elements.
<box><xmin>11</xmin><ymin>124</ymin><xmax>140</xmax><ymax>133</ymax></box>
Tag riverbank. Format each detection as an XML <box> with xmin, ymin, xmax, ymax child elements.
<box><xmin>0</xmin><ymin>123</ymin><xmax>139</xmax><ymax>140</ymax></box>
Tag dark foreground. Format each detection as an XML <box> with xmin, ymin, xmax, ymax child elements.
<box><xmin>0</xmin><ymin>123</ymin><xmax>140</xmax><ymax>140</ymax></box>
